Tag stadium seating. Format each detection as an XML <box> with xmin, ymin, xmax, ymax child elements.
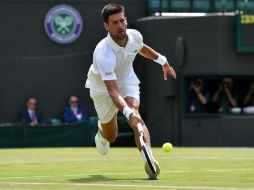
<box><xmin>148</xmin><ymin>0</ymin><xmax>254</xmax><ymax>13</ymax></box>
<box><xmin>214</xmin><ymin>0</ymin><xmax>235</xmax><ymax>12</ymax></box>
<box><xmin>148</xmin><ymin>0</ymin><xmax>170</xmax><ymax>14</ymax></box>
<box><xmin>193</xmin><ymin>0</ymin><xmax>212</xmax><ymax>12</ymax></box>
<box><xmin>170</xmin><ymin>0</ymin><xmax>192</xmax><ymax>12</ymax></box>
<box><xmin>237</xmin><ymin>0</ymin><xmax>254</xmax><ymax>11</ymax></box>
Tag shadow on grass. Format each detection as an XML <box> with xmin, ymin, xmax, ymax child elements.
<box><xmin>70</xmin><ymin>174</ymin><xmax>146</xmax><ymax>183</ymax></box>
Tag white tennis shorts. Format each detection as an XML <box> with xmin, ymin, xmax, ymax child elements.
<box><xmin>90</xmin><ymin>85</ymin><xmax>140</xmax><ymax>124</ymax></box>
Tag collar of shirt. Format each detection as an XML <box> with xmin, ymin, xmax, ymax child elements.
<box><xmin>106</xmin><ymin>30</ymin><xmax>134</xmax><ymax>53</ymax></box>
<box><xmin>71</xmin><ymin>107</ymin><xmax>78</xmax><ymax>113</ymax></box>
<box><xmin>27</xmin><ymin>109</ymin><xmax>35</xmax><ymax>115</ymax></box>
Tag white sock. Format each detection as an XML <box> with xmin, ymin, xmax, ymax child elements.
<box><xmin>97</xmin><ymin>120</ymin><xmax>102</xmax><ymax>130</ymax></box>
<box><xmin>97</xmin><ymin>120</ymin><xmax>103</xmax><ymax>134</ymax></box>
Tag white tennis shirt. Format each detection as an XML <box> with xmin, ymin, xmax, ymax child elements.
<box><xmin>85</xmin><ymin>29</ymin><xmax>144</xmax><ymax>93</ymax></box>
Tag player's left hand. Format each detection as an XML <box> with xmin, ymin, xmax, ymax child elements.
<box><xmin>162</xmin><ymin>62</ymin><xmax>176</xmax><ymax>80</ymax></box>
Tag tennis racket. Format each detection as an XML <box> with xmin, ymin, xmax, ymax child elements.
<box><xmin>137</xmin><ymin>123</ymin><xmax>156</xmax><ymax>174</ymax></box>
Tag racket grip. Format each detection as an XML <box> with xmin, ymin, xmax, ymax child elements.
<box><xmin>137</xmin><ymin>123</ymin><xmax>144</xmax><ymax>133</ymax></box>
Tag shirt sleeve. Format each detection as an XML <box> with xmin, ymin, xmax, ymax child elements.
<box><xmin>137</xmin><ymin>33</ymin><xmax>144</xmax><ymax>50</ymax></box>
<box><xmin>94</xmin><ymin>52</ymin><xmax>117</xmax><ymax>81</ymax></box>
<box><xmin>132</xmin><ymin>29</ymin><xmax>144</xmax><ymax>50</ymax></box>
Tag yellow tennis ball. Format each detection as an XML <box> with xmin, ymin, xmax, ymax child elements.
<box><xmin>162</xmin><ymin>142</ymin><xmax>173</xmax><ymax>153</ymax></box>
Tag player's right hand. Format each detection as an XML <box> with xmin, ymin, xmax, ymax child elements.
<box><xmin>129</xmin><ymin>113</ymin><xmax>144</xmax><ymax>129</ymax></box>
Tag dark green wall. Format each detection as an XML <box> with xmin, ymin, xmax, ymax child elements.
<box><xmin>1</xmin><ymin>1</ymin><xmax>254</xmax><ymax>147</ymax></box>
<box><xmin>0</xmin><ymin>122</ymin><xmax>93</xmax><ymax>147</ymax></box>
<box><xmin>0</xmin><ymin>0</ymin><xmax>146</xmax><ymax>123</ymax></box>
<box><xmin>138</xmin><ymin>15</ymin><xmax>254</xmax><ymax>75</ymax></box>
<box><xmin>137</xmin><ymin>15</ymin><xmax>254</xmax><ymax>146</ymax></box>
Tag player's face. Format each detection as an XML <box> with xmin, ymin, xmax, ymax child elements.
<box><xmin>104</xmin><ymin>12</ymin><xmax>127</xmax><ymax>41</ymax></box>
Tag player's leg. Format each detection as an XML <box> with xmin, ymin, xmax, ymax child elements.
<box><xmin>91</xmin><ymin>92</ymin><xmax>119</xmax><ymax>155</ymax></box>
<box><xmin>100</xmin><ymin>113</ymin><xmax>118</xmax><ymax>143</ymax></box>
<box><xmin>94</xmin><ymin>113</ymin><xmax>118</xmax><ymax>155</ymax></box>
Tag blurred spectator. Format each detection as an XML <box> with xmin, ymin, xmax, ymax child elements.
<box><xmin>188</xmin><ymin>78</ymin><xmax>210</xmax><ymax>113</ymax></box>
<box><xmin>63</xmin><ymin>95</ymin><xmax>88</xmax><ymax>123</ymax></box>
<box><xmin>212</xmin><ymin>77</ymin><xmax>240</xmax><ymax>113</ymax></box>
<box><xmin>243</xmin><ymin>79</ymin><xmax>254</xmax><ymax>114</ymax></box>
<box><xmin>19</xmin><ymin>97</ymin><xmax>42</xmax><ymax>125</ymax></box>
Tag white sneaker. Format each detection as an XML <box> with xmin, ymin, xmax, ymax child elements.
<box><xmin>95</xmin><ymin>130</ymin><xmax>109</xmax><ymax>155</ymax></box>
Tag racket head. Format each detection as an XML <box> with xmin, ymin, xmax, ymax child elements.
<box><xmin>145</xmin><ymin>159</ymin><xmax>160</xmax><ymax>180</ymax></box>
<box><xmin>142</xmin><ymin>145</ymin><xmax>156</xmax><ymax>173</ymax></box>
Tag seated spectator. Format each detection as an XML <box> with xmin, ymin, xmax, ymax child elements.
<box><xmin>63</xmin><ymin>95</ymin><xmax>88</xmax><ymax>123</ymax></box>
<box><xmin>212</xmin><ymin>77</ymin><xmax>240</xmax><ymax>113</ymax></box>
<box><xmin>19</xmin><ymin>97</ymin><xmax>42</xmax><ymax>125</ymax></box>
<box><xmin>243</xmin><ymin>79</ymin><xmax>254</xmax><ymax>114</ymax></box>
<box><xmin>188</xmin><ymin>78</ymin><xmax>210</xmax><ymax>113</ymax></box>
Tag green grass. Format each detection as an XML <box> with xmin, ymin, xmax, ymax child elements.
<box><xmin>0</xmin><ymin>147</ymin><xmax>254</xmax><ymax>190</ymax></box>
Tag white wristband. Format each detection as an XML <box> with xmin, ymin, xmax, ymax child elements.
<box><xmin>154</xmin><ymin>53</ymin><xmax>167</xmax><ymax>65</ymax></box>
<box><xmin>123</xmin><ymin>106</ymin><xmax>134</xmax><ymax>120</ymax></box>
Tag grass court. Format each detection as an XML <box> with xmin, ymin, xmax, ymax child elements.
<box><xmin>0</xmin><ymin>147</ymin><xmax>253</xmax><ymax>190</ymax></box>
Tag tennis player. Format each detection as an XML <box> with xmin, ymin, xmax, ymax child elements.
<box><xmin>85</xmin><ymin>3</ymin><xmax>176</xmax><ymax>178</ymax></box>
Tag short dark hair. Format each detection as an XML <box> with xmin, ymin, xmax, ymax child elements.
<box><xmin>101</xmin><ymin>3</ymin><xmax>125</xmax><ymax>23</ymax></box>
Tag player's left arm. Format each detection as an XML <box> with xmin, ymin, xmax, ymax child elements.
<box><xmin>138</xmin><ymin>44</ymin><xmax>176</xmax><ymax>80</ymax></box>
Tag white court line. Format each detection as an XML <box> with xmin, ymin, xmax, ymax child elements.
<box><xmin>0</xmin><ymin>172</ymin><xmax>130</xmax><ymax>179</ymax></box>
<box><xmin>0</xmin><ymin>168</ymin><xmax>253</xmax><ymax>180</ymax></box>
<box><xmin>0</xmin><ymin>181</ymin><xmax>253</xmax><ymax>190</ymax></box>
<box><xmin>1</xmin><ymin>156</ymin><xmax>254</xmax><ymax>165</ymax></box>
<box><xmin>0</xmin><ymin>158</ymin><xmax>145</xmax><ymax>165</ymax></box>
<box><xmin>169</xmin><ymin>156</ymin><xmax>254</xmax><ymax>160</ymax></box>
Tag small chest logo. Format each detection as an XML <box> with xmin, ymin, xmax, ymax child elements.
<box><xmin>44</xmin><ymin>4</ymin><xmax>83</xmax><ymax>44</ymax></box>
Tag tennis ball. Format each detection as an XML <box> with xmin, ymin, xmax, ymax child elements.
<box><xmin>162</xmin><ymin>142</ymin><xmax>173</xmax><ymax>153</ymax></box>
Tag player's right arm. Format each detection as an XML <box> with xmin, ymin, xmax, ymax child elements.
<box><xmin>104</xmin><ymin>80</ymin><xmax>144</xmax><ymax>127</ymax></box>
<box><xmin>95</xmin><ymin>49</ymin><xmax>143</xmax><ymax>127</ymax></box>
<box><xmin>104</xmin><ymin>80</ymin><xmax>127</xmax><ymax>111</ymax></box>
